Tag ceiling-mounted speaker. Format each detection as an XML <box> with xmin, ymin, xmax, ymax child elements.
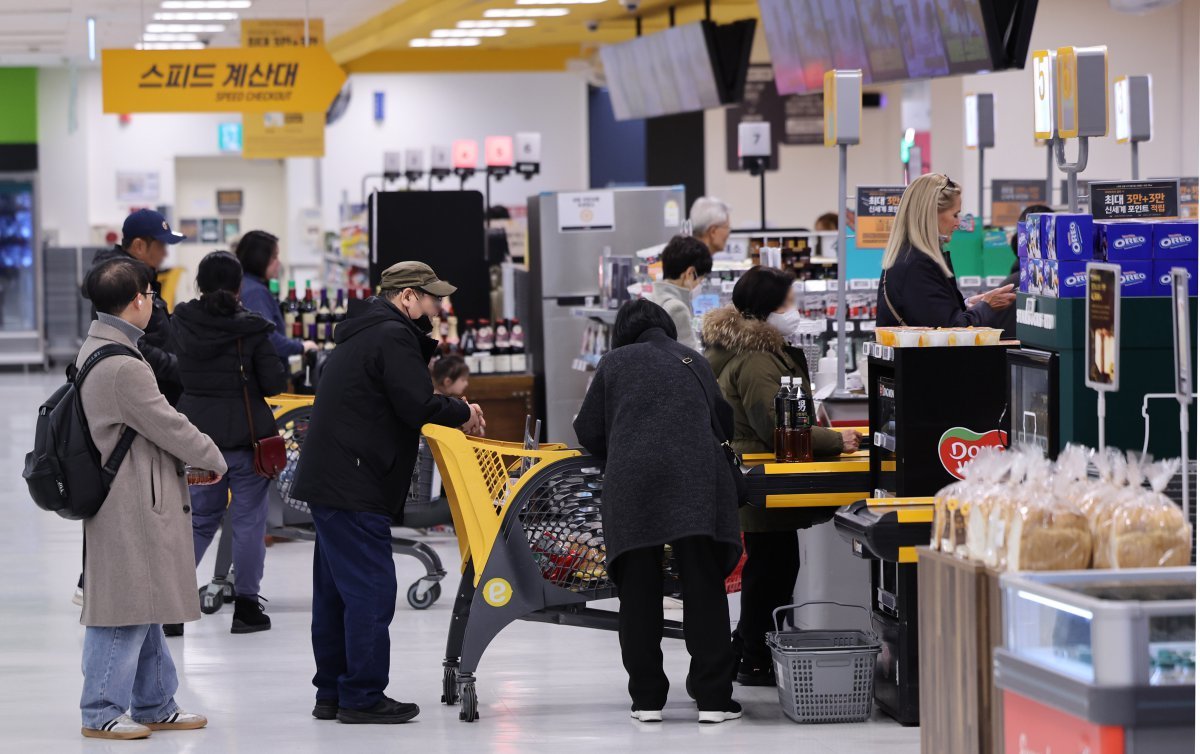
<box><xmin>1108</xmin><ymin>0</ymin><xmax>1179</xmax><ymax>12</ymax></box>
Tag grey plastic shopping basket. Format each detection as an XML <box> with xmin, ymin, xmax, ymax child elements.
<box><xmin>766</xmin><ymin>601</ymin><xmax>882</xmax><ymax>724</ymax></box>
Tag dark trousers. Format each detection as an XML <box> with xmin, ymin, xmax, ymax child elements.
<box><xmin>737</xmin><ymin>530</ymin><xmax>800</xmax><ymax>668</ymax></box>
<box><xmin>310</xmin><ymin>507</ymin><xmax>397</xmax><ymax>711</ymax></box>
<box><xmin>190</xmin><ymin>449</ymin><xmax>271</xmax><ymax>598</ymax></box>
<box><xmin>610</xmin><ymin>536</ymin><xmax>735</xmax><ymax>712</ymax></box>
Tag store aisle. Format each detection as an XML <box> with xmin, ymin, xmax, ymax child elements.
<box><xmin>0</xmin><ymin>372</ymin><xmax>919</xmax><ymax>753</ymax></box>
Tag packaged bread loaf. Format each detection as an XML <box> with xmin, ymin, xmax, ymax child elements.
<box><xmin>965</xmin><ymin>448</ymin><xmax>1008</xmax><ymax>563</ymax></box>
<box><xmin>1109</xmin><ymin>458</ymin><xmax>1191</xmax><ymax>568</ymax></box>
<box><xmin>1079</xmin><ymin>449</ymin><xmax>1132</xmax><ymax>569</ymax></box>
<box><xmin>984</xmin><ymin>447</ymin><xmax>1045</xmax><ymax>570</ymax></box>
<box><xmin>1005</xmin><ymin>454</ymin><xmax>1092</xmax><ymax>571</ymax></box>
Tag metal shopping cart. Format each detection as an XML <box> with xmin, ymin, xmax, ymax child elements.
<box><xmin>199</xmin><ymin>394</ymin><xmax>449</xmax><ymax>612</ymax></box>
<box><xmin>423</xmin><ymin>423</ymin><xmax>685</xmax><ymax>722</ymax></box>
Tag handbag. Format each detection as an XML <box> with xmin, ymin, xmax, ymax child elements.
<box><xmin>237</xmin><ymin>339</ymin><xmax>287</xmax><ymax>479</ymax></box>
<box><xmin>649</xmin><ymin>340</ymin><xmax>749</xmax><ymax>507</ymax></box>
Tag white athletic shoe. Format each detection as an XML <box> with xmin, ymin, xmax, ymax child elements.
<box><xmin>144</xmin><ymin>710</ymin><xmax>208</xmax><ymax>731</ymax></box>
<box><xmin>699</xmin><ymin>701</ymin><xmax>743</xmax><ymax>724</ymax></box>
<box><xmin>81</xmin><ymin>715</ymin><xmax>151</xmax><ymax>740</ymax></box>
<box><xmin>630</xmin><ymin>709</ymin><xmax>663</xmax><ymax>723</ymax></box>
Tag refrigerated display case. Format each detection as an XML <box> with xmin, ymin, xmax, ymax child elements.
<box><xmin>526</xmin><ymin>187</ymin><xmax>685</xmax><ymax>445</ymax></box>
<box><xmin>0</xmin><ymin>174</ymin><xmax>43</xmax><ymax>365</ymax></box>
<box><xmin>1007</xmin><ymin>347</ymin><xmax>1059</xmax><ymax>456</ymax></box>
<box><xmin>995</xmin><ymin>568</ymin><xmax>1195</xmax><ymax>754</ymax></box>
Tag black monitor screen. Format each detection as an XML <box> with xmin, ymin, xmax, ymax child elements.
<box><xmin>856</xmin><ymin>0</ymin><xmax>910</xmax><ymax>83</ymax></box>
<box><xmin>935</xmin><ymin>0</ymin><xmax>993</xmax><ymax>74</ymax></box>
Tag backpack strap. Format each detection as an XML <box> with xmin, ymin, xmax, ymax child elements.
<box><xmin>74</xmin><ymin>344</ymin><xmax>142</xmax><ymax>478</ymax></box>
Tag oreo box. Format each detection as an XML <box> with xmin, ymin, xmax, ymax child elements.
<box><xmin>1028</xmin><ymin>258</ymin><xmax>1046</xmax><ymax>296</ymax></box>
<box><xmin>1026</xmin><ymin>213</ymin><xmax>1049</xmax><ymax>259</ymax></box>
<box><xmin>1017</xmin><ymin>218</ymin><xmax>1030</xmax><ymax>259</ymax></box>
<box><xmin>1152</xmin><ymin>259</ymin><xmax>1198</xmax><ymax>296</ymax></box>
<box><xmin>1153</xmin><ymin>221</ymin><xmax>1199</xmax><ymax>260</ymax></box>
<box><xmin>1120</xmin><ymin>260</ymin><xmax>1155</xmax><ymax>297</ymax></box>
<box><xmin>1095</xmin><ymin>220</ymin><xmax>1153</xmax><ymax>261</ymax></box>
<box><xmin>1053</xmin><ymin>261</ymin><xmax>1090</xmax><ymax>299</ymax></box>
<box><xmin>1019</xmin><ymin>257</ymin><xmax>1031</xmax><ymax>293</ymax></box>
<box><xmin>1045</xmin><ymin>213</ymin><xmax>1094</xmax><ymax>261</ymax></box>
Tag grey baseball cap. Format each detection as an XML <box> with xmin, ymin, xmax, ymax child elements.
<box><xmin>380</xmin><ymin>261</ymin><xmax>456</xmax><ymax>297</ymax></box>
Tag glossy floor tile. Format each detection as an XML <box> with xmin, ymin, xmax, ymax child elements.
<box><xmin>0</xmin><ymin>372</ymin><xmax>921</xmax><ymax>752</ymax></box>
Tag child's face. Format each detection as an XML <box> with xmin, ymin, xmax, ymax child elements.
<box><xmin>442</xmin><ymin>376</ymin><xmax>469</xmax><ymax>398</ymax></box>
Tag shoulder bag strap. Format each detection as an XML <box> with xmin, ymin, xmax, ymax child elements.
<box><xmin>646</xmin><ymin>340</ymin><xmax>728</xmax><ymax>443</ymax></box>
<box><xmin>881</xmin><ymin>268</ymin><xmax>908</xmax><ymax>327</ymax></box>
<box><xmin>236</xmin><ymin>339</ymin><xmax>259</xmax><ymax>441</ymax></box>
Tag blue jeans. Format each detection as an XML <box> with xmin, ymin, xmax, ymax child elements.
<box><xmin>310</xmin><ymin>507</ymin><xmax>397</xmax><ymax>711</ymax></box>
<box><xmin>80</xmin><ymin>625</ymin><xmax>179</xmax><ymax>729</ymax></box>
<box><xmin>190</xmin><ymin>449</ymin><xmax>271</xmax><ymax>597</ymax></box>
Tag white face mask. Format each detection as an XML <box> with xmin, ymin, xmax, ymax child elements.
<box><xmin>767</xmin><ymin>309</ymin><xmax>803</xmax><ymax>337</ymax></box>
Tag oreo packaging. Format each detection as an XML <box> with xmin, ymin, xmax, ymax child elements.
<box><xmin>1095</xmin><ymin>221</ymin><xmax>1153</xmax><ymax>261</ymax></box>
<box><xmin>1152</xmin><ymin>221</ymin><xmax>1199</xmax><ymax>260</ymax></box>
<box><xmin>1152</xmin><ymin>259</ymin><xmax>1198</xmax><ymax>296</ymax></box>
<box><xmin>1045</xmin><ymin>213</ymin><xmax>1094</xmax><ymax>261</ymax></box>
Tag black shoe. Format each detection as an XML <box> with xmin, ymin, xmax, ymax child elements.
<box><xmin>312</xmin><ymin>699</ymin><xmax>339</xmax><ymax>720</ymax></box>
<box><xmin>736</xmin><ymin>661</ymin><xmax>775</xmax><ymax>687</ymax></box>
<box><xmin>231</xmin><ymin>596</ymin><xmax>271</xmax><ymax>634</ymax></box>
<box><xmin>163</xmin><ymin>623</ymin><xmax>184</xmax><ymax>637</ymax></box>
<box><xmin>336</xmin><ymin>697</ymin><xmax>420</xmax><ymax>725</ymax></box>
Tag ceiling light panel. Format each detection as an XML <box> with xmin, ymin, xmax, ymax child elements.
<box><xmin>145</xmin><ymin>23</ymin><xmax>227</xmax><ymax>33</ymax></box>
<box><xmin>457</xmin><ymin>20</ymin><xmax>536</xmax><ymax>28</ymax></box>
<box><xmin>154</xmin><ymin>12</ymin><xmax>239</xmax><ymax>21</ymax></box>
<box><xmin>430</xmin><ymin>29</ymin><xmax>506</xmax><ymax>38</ymax></box>
<box><xmin>484</xmin><ymin>8</ymin><xmax>570</xmax><ymax>17</ymax></box>
<box><xmin>137</xmin><ymin>42</ymin><xmax>207</xmax><ymax>50</ymax></box>
<box><xmin>410</xmin><ymin>38</ymin><xmax>482</xmax><ymax>47</ymax></box>
<box><xmin>143</xmin><ymin>33</ymin><xmax>201</xmax><ymax>41</ymax></box>
<box><xmin>160</xmin><ymin>1</ymin><xmax>252</xmax><ymax>8</ymax></box>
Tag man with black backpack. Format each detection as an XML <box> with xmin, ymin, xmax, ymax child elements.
<box><xmin>74</xmin><ymin>258</ymin><xmax>227</xmax><ymax>741</ymax></box>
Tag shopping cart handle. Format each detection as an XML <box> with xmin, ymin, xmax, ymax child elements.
<box><xmin>771</xmin><ymin>600</ymin><xmax>874</xmax><ymax>635</ymax></box>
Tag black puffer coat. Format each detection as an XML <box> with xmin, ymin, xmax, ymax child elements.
<box><xmin>877</xmin><ymin>244</ymin><xmax>999</xmax><ymax>328</ymax></box>
<box><xmin>573</xmin><ymin>327</ymin><xmax>742</xmax><ymax>574</ymax></box>
<box><xmin>290</xmin><ymin>297</ymin><xmax>471</xmax><ymax>517</ymax></box>
<box><xmin>170</xmin><ymin>300</ymin><xmax>287</xmax><ymax>449</ymax></box>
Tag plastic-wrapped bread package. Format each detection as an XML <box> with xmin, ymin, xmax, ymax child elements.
<box><xmin>1004</xmin><ymin>451</ymin><xmax>1093</xmax><ymax>571</ymax></box>
<box><xmin>931</xmin><ymin>481</ymin><xmax>958</xmax><ymax>552</ymax></box>
<box><xmin>983</xmin><ymin>447</ymin><xmax>1039</xmax><ymax>569</ymax></box>
<box><xmin>1078</xmin><ymin>448</ymin><xmax>1132</xmax><ymax>569</ymax></box>
<box><xmin>1109</xmin><ymin>458</ymin><xmax>1192</xmax><ymax>568</ymax></box>
<box><xmin>964</xmin><ymin>448</ymin><xmax>1011</xmax><ymax>563</ymax></box>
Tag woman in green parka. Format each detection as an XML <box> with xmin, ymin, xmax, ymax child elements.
<box><xmin>702</xmin><ymin>266</ymin><xmax>860</xmax><ymax>686</ymax></box>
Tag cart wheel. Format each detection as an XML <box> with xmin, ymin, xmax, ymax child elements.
<box><xmin>406</xmin><ymin>581</ymin><xmax>441</xmax><ymax>610</ymax></box>
<box><xmin>441</xmin><ymin>664</ymin><xmax>459</xmax><ymax>705</ymax></box>
<box><xmin>459</xmin><ymin>683</ymin><xmax>478</xmax><ymax>723</ymax></box>
<box><xmin>200</xmin><ymin>586</ymin><xmax>223</xmax><ymax>615</ymax></box>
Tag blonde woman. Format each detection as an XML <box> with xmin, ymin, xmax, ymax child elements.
<box><xmin>876</xmin><ymin>174</ymin><xmax>1015</xmax><ymax>328</ymax></box>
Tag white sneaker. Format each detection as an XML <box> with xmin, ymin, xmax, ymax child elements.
<box><xmin>699</xmin><ymin>701</ymin><xmax>743</xmax><ymax>724</ymax></box>
<box><xmin>144</xmin><ymin>710</ymin><xmax>208</xmax><ymax>731</ymax></box>
<box><xmin>81</xmin><ymin>715</ymin><xmax>151</xmax><ymax>740</ymax></box>
<box><xmin>72</xmin><ymin>586</ymin><xmax>84</xmax><ymax>607</ymax></box>
<box><xmin>630</xmin><ymin>709</ymin><xmax>663</xmax><ymax>723</ymax></box>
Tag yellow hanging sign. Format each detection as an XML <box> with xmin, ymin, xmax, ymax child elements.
<box><xmin>101</xmin><ymin>47</ymin><xmax>346</xmax><ymax>114</ymax></box>
<box><xmin>240</xmin><ymin>19</ymin><xmax>327</xmax><ymax>158</ymax></box>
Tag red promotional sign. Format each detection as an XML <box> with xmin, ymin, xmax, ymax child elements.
<box><xmin>938</xmin><ymin>427</ymin><xmax>1008</xmax><ymax>479</ymax></box>
<box><xmin>452</xmin><ymin>139</ymin><xmax>478</xmax><ymax>170</ymax></box>
<box><xmin>1003</xmin><ymin>691</ymin><xmax>1125</xmax><ymax>754</ymax></box>
<box><xmin>485</xmin><ymin>135</ymin><xmax>514</xmax><ymax>168</ymax></box>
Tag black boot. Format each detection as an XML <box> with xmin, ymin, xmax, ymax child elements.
<box><xmin>163</xmin><ymin>623</ymin><xmax>184</xmax><ymax>637</ymax></box>
<box><xmin>337</xmin><ymin>697</ymin><xmax>420</xmax><ymax>725</ymax></box>
<box><xmin>231</xmin><ymin>595</ymin><xmax>271</xmax><ymax>634</ymax></box>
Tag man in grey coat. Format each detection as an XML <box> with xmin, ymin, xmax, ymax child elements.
<box><xmin>76</xmin><ymin>257</ymin><xmax>228</xmax><ymax>741</ymax></box>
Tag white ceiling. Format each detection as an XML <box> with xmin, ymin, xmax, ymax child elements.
<box><xmin>0</xmin><ymin>0</ymin><xmax>400</xmax><ymax>66</ymax></box>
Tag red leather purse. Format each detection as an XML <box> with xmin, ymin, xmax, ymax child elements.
<box><xmin>237</xmin><ymin>340</ymin><xmax>286</xmax><ymax>479</ymax></box>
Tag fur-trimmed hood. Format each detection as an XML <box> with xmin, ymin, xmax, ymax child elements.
<box><xmin>702</xmin><ymin>306</ymin><xmax>786</xmax><ymax>377</ymax></box>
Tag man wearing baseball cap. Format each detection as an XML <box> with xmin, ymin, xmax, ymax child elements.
<box><xmin>292</xmin><ymin>261</ymin><xmax>484</xmax><ymax>725</ymax></box>
<box><xmin>85</xmin><ymin>208</ymin><xmax>186</xmax><ymax>404</ymax></box>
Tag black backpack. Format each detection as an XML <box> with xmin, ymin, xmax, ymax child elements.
<box><xmin>23</xmin><ymin>345</ymin><xmax>140</xmax><ymax>520</ymax></box>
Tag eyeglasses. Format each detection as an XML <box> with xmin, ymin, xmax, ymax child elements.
<box><xmin>140</xmin><ymin>289</ymin><xmax>157</xmax><ymax>300</ymax></box>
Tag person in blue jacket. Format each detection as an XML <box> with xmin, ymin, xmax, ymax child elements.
<box><xmin>234</xmin><ymin>230</ymin><xmax>316</xmax><ymax>363</ymax></box>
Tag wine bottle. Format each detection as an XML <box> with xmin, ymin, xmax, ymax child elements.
<box><xmin>493</xmin><ymin>319</ymin><xmax>512</xmax><ymax>373</ymax></box>
<box><xmin>283</xmin><ymin>280</ymin><xmax>300</xmax><ymax>334</ymax></box>
<box><xmin>316</xmin><ymin>291</ymin><xmax>332</xmax><ymax>344</ymax></box>
<box><xmin>509</xmin><ymin>319</ymin><xmax>526</xmax><ymax>373</ymax></box>
<box><xmin>331</xmin><ymin>288</ymin><xmax>346</xmax><ymax>339</ymax></box>
<box><xmin>461</xmin><ymin>319</ymin><xmax>477</xmax><ymax>372</ymax></box>
<box><xmin>301</xmin><ymin>282</ymin><xmax>317</xmax><ymax>332</ymax></box>
<box><xmin>476</xmin><ymin>319</ymin><xmax>495</xmax><ymax>374</ymax></box>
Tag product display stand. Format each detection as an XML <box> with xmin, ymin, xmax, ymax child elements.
<box><xmin>836</xmin><ymin>142</ymin><xmax>849</xmax><ymax>394</ymax></box>
<box><xmin>1055</xmin><ymin>136</ymin><xmax>1089</xmax><ymax>213</ymax></box>
<box><xmin>1046</xmin><ymin>141</ymin><xmax>1055</xmax><ymax>205</ymax></box>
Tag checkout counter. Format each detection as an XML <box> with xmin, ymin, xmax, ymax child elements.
<box><xmin>741</xmin><ymin>446</ymin><xmax>931</xmax><ymax>725</ymax></box>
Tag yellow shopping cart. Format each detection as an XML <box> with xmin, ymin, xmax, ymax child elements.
<box><xmin>423</xmin><ymin>424</ymin><xmax>685</xmax><ymax>723</ymax></box>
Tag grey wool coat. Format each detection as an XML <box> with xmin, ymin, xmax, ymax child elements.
<box><xmin>77</xmin><ymin>320</ymin><xmax>228</xmax><ymax>627</ymax></box>
<box><xmin>573</xmin><ymin>327</ymin><xmax>742</xmax><ymax>574</ymax></box>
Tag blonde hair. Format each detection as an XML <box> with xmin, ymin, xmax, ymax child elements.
<box><xmin>882</xmin><ymin>173</ymin><xmax>961</xmax><ymax>276</ymax></box>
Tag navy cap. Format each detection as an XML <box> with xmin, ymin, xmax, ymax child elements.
<box><xmin>122</xmin><ymin>209</ymin><xmax>185</xmax><ymax>245</ymax></box>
